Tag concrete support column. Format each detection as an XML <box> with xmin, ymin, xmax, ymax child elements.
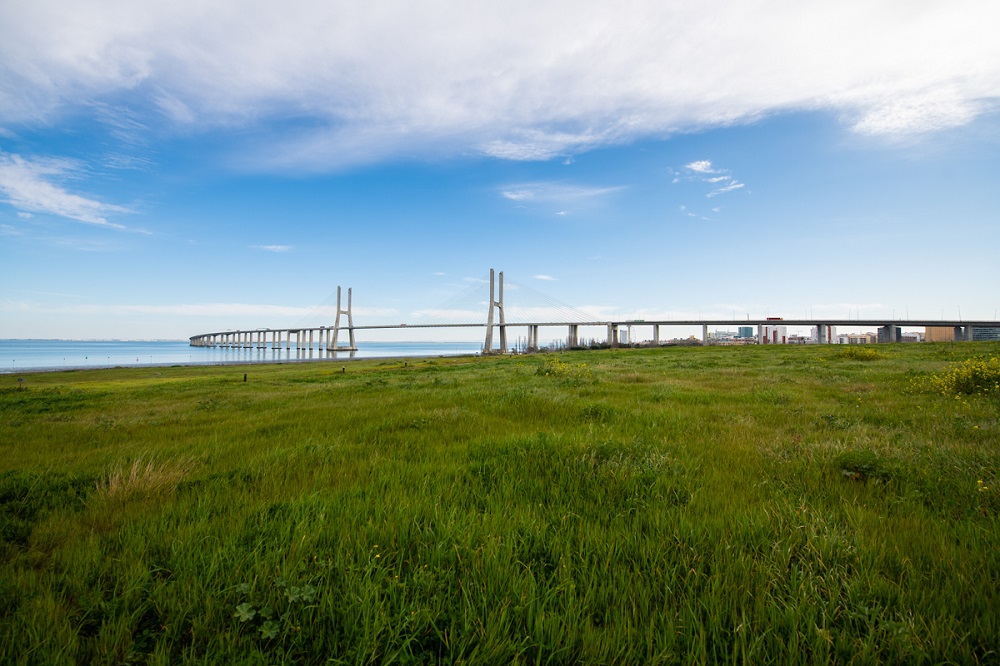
<box><xmin>309</xmin><ymin>329</ymin><xmax>314</xmax><ymax>351</ymax></box>
<box><xmin>285</xmin><ymin>331</ymin><xmax>291</xmax><ymax>351</ymax></box>
<box><xmin>878</xmin><ymin>325</ymin><xmax>901</xmax><ymax>343</ymax></box>
<box><xmin>702</xmin><ymin>324</ymin><xmax>709</xmax><ymax>345</ymax></box>
<box><xmin>567</xmin><ymin>325</ymin><xmax>578</xmax><ymax>348</ymax></box>
<box><xmin>965</xmin><ymin>326</ymin><xmax>975</xmax><ymax>341</ymax></box>
<box><xmin>757</xmin><ymin>325</ymin><xmax>765</xmax><ymax>345</ymax></box>
<box><xmin>653</xmin><ymin>325</ymin><xmax>660</xmax><ymax>345</ymax></box>
<box><xmin>817</xmin><ymin>324</ymin><xmax>828</xmax><ymax>344</ymax></box>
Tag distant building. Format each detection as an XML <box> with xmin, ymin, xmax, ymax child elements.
<box><xmin>926</xmin><ymin>326</ymin><xmax>957</xmax><ymax>342</ymax></box>
<box><xmin>836</xmin><ymin>332</ymin><xmax>877</xmax><ymax>344</ymax></box>
<box><xmin>737</xmin><ymin>326</ymin><xmax>754</xmax><ymax>339</ymax></box>
<box><xmin>973</xmin><ymin>327</ymin><xmax>1000</xmax><ymax>341</ymax></box>
<box><xmin>759</xmin><ymin>321</ymin><xmax>787</xmax><ymax>344</ymax></box>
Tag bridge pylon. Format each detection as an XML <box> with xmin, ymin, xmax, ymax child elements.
<box><xmin>483</xmin><ymin>268</ymin><xmax>507</xmax><ymax>354</ymax></box>
<box><xmin>328</xmin><ymin>286</ymin><xmax>358</xmax><ymax>351</ymax></box>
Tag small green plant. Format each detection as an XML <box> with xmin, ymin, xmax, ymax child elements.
<box><xmin>835</xmin><ymin>449</ymin><xmax>894</xmax><ymax>482</ymax></box>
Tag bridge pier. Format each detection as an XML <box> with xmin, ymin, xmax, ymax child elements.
<box><xmin>878</xmin><ymin>325</ymin><xmax>900</xmax><ymax>343</ymax></box>
<box><xmin>526</xmin><ymin>325</ymin><xmax>539</xmax><ymax>352</ymax></box>
<box><xmin>567</xmin><ymin>324</ymin><xmax>579</xmax><ymax>348</ymax></box>
<box><xmin>608</xmin><ymin>323</ymin><xmax>619</xmax><ymax>347</ymax></box>
<box><xmin>653</xmin><ymin>324</ymin><xmax>660</xmax><ymax>345</ymax></box>
<box><xmin>702</xmin><ymin>324</ymin><xmax>708</xmax><ymax>345</ymax></box>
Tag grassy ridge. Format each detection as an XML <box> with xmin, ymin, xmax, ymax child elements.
<box><xmin>1</xmin><ymin>343</ymin><xmax>998</xmax><ymax>664</ymax></box>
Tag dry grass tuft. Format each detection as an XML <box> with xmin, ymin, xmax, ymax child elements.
<box><xmin>94</xmin><ymin>456</ymin><xmax>197</xmax><ymax>503</ymax></box>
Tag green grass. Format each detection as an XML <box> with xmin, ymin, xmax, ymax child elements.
<box><xmin>1</xmin><ymin>343</ymin><xmax>998</xmax><ymax>664</ymax></box>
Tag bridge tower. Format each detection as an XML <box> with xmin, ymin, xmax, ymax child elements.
<box><xmin>483</xmin><ymin>268</ymin><xmax>507</xmax><ymax>354</ymax></box>
<box><xmin>329</xmin><ymin>286</ymin><xmax>358</xmax><ymax>351</ymax></box>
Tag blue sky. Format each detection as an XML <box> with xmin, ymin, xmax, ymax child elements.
<box><xmin>2</xmin><ymin>1</ymin><xmax>999</xmax><ymax>341</ymax></box>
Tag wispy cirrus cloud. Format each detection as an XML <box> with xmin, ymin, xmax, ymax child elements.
<box><xmin>533</xmin><ymin>274</ymin><xmax>556</xmax><ymax>281</ymax></box>
<box><xmin>500</xmin><ymin>182</ymin><xmax>624</xmax><ymax>207</ymax></box>
<box><xmin>251</xmin><ymin>244</ymin><xmax>292</xmax><ymax>253</ymax></box>
<box><xmin>0</xmin><ymin>152</ymin><xmax>130</xmax><ymax>228</ymax></box>
<box><xmin>674</xmin><ymin>160</ymin><xmax>746</xmax><ymax>199</ymax></box>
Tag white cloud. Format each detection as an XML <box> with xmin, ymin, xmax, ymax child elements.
<box><xmin>499</xmin><ymin>182</ymin><xmax>623</xmax><ymax>206</ymax></box>
<box><xmin>501</xmin><ymin>189</ymin><xmax>534</xmax><ymax>201</ymax></box>
<box><xmin>685</xmin><ymin>160</ymin><xmax>716</xmax><ymax>174</ymax></box>
<box><xmin>17</xmin><ymin>211</ymin><xmax>32</xmax><ymax>219</ymax></box>
<box><xmin>2</xmin><ymin>2</ymin><xmax>996</xmax><ymax>170</ymax></box>
<box><xmin>708</xmin><ymin>182</ymin><xmax>745</xmax><ymax>197</ymax></box>
<box><xmin>252</xmin><ymin>244</ymin><xmax>292</xmax><ymax>253</ymax></box>
<box><xmin>0</xmin><ymin>152</ymin><xmax>130</xmax><ymax>227</ymax></box>
<box><xmin>676</xmin><ymin>159</ymin><xmax>746</xmax><ymax>199</ymax></box>
<box><xmin>533</xmin><ymin>274</ymin><xmax>556</xmax><ymax>281</ymax></box>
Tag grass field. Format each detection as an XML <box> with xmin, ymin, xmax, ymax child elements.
<box><xmin>1</xmin><ymin>342</ymin><xmax>998</xmax><ymax>664</ymax></box>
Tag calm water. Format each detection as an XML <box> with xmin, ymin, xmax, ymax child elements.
<box><xmin>0</xmin><ymin>339</ymin><xmax>484</xmax><ymax>374</ymax></box>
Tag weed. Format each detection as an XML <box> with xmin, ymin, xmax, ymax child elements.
<box><xmin>838</xmin><ymin>346</ymin><xmax>883</xmax><ymax>361</ymax></box>
<box><xmin>918</xmin><ymin>356</ymin><xmax>1000</xmax><ymax>398</ymax></box>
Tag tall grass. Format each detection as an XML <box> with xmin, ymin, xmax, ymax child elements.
<box><xmin>1</xmin><ymin>343</ymin><xmax>998</xmax><ymax>663</ymax></box>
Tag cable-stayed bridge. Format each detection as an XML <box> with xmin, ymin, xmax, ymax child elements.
<box><xmin>189</xmin><ymin>269</ymin><xmax>999</xmax><ymax>353</ymax></box>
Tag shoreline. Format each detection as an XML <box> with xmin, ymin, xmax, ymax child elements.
<box><xmin>0</xmin><ymin>351</ymin><xmax>485</xmax><ymax>376</ymax></box>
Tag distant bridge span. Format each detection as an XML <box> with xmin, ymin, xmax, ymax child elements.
<box><xmin>188</xmin><ymin>317</ymin><xmax>998</xmax><ymax>353</ymax></box>
<box><xmin>189</xmin><ymin>271</ymin><xmax>999</xmax><ymax>353</ymax></box>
